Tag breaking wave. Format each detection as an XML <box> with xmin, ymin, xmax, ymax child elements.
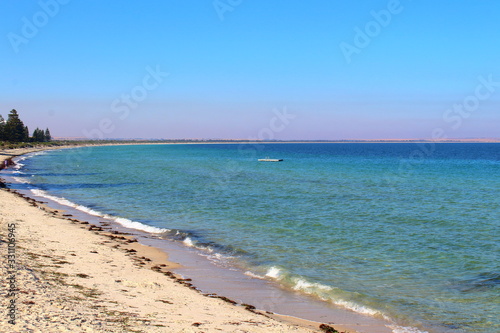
<box><xmin>29</xmin><ymin>188</ymin><xmax>169</xmax><ymax>234</ymax></box>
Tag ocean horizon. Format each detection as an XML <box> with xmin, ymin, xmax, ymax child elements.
<box><xmin>3</xmin><ymin>143</ymin><xmax>499</xmax><ymax>333</ymax></box>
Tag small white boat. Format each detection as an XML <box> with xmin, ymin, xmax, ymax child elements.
<box><xmin>258</xmin><ymin>157</ymin><xmax>283</xmax><ymax>162</ymax></box>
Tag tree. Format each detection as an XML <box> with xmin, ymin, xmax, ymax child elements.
<box><xmin>4</xmin><ymin>109</ymin><xmax>27</xmax><ymax>142</ymax></box>
<box><xmin>1</xmin><ymin>109</ymin><xmax>52</xmax><ymax>143</ymax></box>
<box><xmin>0</xmin><ymin>115</ymin><xmax>5</xmax><ymax>141</ymax></box>
<box><xmin>32</xmin><ymin>128</ymin><xmax>45</xmax><ymax>142</ymax></box>
<box><xmin>24</xmin><ymin>125</ymin><xmax>30</xmax><ymax>142</ymax></box>
<box><xmin>44</xmin><ymin>128</ymin><xmax>52</xmax><ymax>142</ymax></box>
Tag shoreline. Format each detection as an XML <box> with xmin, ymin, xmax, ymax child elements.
<box><xmin>0</xmin><ymin>145</ymin><xmax>352</xmax><ymax>332</ymax></box>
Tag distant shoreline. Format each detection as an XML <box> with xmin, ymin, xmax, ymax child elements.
<box><xmin>1</xmin><ymin>139</ymin><xmax>498</xmax><ymax>153</ymax></box>
<box><xmin>54</xmin><ymin>138</ymin><xmax>500</xmax><ymax>144</ymax></box>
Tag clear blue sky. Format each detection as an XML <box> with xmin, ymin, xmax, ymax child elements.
<box><xmin>1</xmin><ymin>0</ymin><xmax>499</xmax><ymax>140</ymax></box>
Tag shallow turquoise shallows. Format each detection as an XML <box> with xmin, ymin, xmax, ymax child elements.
<box><xmin>10</xmin><ymin>143</ymin><xmax>500</xmax><ymax>333</ymax></box>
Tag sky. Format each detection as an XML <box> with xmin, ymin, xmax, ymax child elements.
<box><xmin>1</xmin><ymin>0</ymin><xmax>499</xmax><ymax>140</ymax></box>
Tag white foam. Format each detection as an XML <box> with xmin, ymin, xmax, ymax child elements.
<box><xmin>244</xmin><ymin>271</ymin><xmax>265</xmax><ymax>279</ymax></box>
<box><xmin>12</xmin><ymin>155</ymin><xmax>31</xmax><ymax>169</ymax></box>
<box><xmin>191</xmin><ymin>242</ymin><xmax>215</xmax><ymax>254</ymax></box>
<box><xmin>387</xmin><ymin>325</ymin><xmax>429</xmax><ymax>333</ymax></box>
<box><xmin>113</xmin><ymin>217</ymin><xmax>168</xmax><ymax>234</ymax></box>
<box><xmin>288</xmin><ymin>275</ymin><xmax>392</xmax><ymax>321</ymax></box>
<box><xmin>11</xmin><ymin>150</ymin><xmax>47</xmax><ymax>171</ymax></box>
<box><xmin>31</xmin><ymin>189</ymin><xmax>77</xmax><ymax>208</ymax></box>
<box><xmin>183</xmin><ymin>237</ymin><xmax>195</xmax><ymax>247</ymax></box>
<box><xmin>12</xmin><ymin>177</ymin><xmax>30</xmax><ymax>184</ymax></box>
<box><xmin>292</xmin><ymin>278</ymin><xmax>332</xmax><ymax>292</ymax></box>
<box><xmin>265</xmin><ymin>266</ymin><xmax>282</xmax><ymax>279</ymax></box>
<box><xmin>204</xmin><ymin>247</ymin><xmax>214</xmax><ymax>253</ymax></box>
<box><xmin>76</xmin><ymin>205</ymin><xmax>102</xmax><ymax>217</ymax></box>
<box><xmin>211</xmin><ymin>252</ymin><xmax>224</xmax><ymax>259</ymax></box>
<box><xmin>29</xmin><ymin>189</ymin><xmax>169</xmax><ymax>234</ymax></box>
<box><xmin>334</xmin><ymin>299</ymin><xmax>385</xmax><ymax>318</ymax></box>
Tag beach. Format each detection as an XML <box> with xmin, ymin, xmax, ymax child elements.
<box><xmin>2</xmin><ymin>143</ymin><xmax>497</xmax><ymax>333</ymax></box>
<box><xmin>0</xmin><ymin>146</ymin><xmax>346</xmax><ymax>333</ymax></box>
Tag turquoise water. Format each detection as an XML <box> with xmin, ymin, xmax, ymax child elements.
<box><xmin>6</xmin><ymin>143</ymin><xmax>500</xmax><ymax>332</ymax></box>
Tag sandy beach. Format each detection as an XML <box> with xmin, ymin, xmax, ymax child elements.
<box><xmin>0</xmin><ymin>146</ymin><xmax>349</xmax><ymax>333</ymax></box>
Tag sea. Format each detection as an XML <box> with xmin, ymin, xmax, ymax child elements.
<box><xmin>2</xmin><ymin>143</ymin><xmax>499</xmax><ymax>333</ymax></box>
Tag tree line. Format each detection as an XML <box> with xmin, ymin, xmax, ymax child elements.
<box><xmin>0</xmin><ymin>109</ymin><xmax>51</xmax><ymax>143</ymax></box>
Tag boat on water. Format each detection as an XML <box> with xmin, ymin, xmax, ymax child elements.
<box><xmin>258</xmin><ymin>158</ymin><xmax>283</xmax><ymax>162</ymax></box>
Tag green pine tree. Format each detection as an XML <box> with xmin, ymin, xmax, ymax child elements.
<box><xmin>5</xmin><ymin>109</ymin><xmax>27</xmax><ymax>142</ymax></box>
<box><xmin>32</xmin><ymin>128</ymin><xmax>44</xmax><ymax>142</ymax></box>
<box><xmin>45</xmin><ymin>128</ymin><xmax>52</xmax><ymax>142</ymax></box>
<box><xmin>24</xmin><ymin>125</ymin><xmax>30</xmax><ymax>142</ymax></box>
<box><xmin>2</xmin><ymin>110</ymin><xmax>52</xmax><ymax>143</ymax></box>
<box><xmin>0</xmin><ymin>115</ymin><xmax>5</xmax><ymax>141</ymax></box>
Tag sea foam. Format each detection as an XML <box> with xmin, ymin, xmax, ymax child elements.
<box><xmin>29</xmin><ymin>188</ymin><xmax>169</xmax><ymax>234</ymax></box>
<box><xmin>244</xmin><ymin>271</ymin><xmax>265</xmax><ymax>279</ymax></box>
<box><xmin>261</xmin><ymin>267</ymin><xmax>393</xmax><ymax>322</ymax></box>
<box><xmin>387</xmin><ymin>325</ymin><xmax>429</xmax><ymax>333</ymax></box>
<box><xmin>183</xmin><ymin>237</ymin><xmax>195</xmax><ymax>247</ymax></box>
<box><xmin>12</xmin><ymin>177</ymin><xmax>30</xmax><ymax>184</ymax></box>
<box><xmin>265</xmin><ymin>266</ymin><xmax>283</xmax><ymax>279</ymax></box>
<box><xmin>13</xmin><ymin>151</ymin><xmax>45</xmax><ymax>170</ymax></box>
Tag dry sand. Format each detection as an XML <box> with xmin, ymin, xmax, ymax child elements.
<box><xmin>0</xmin><ymin>147</ymin><xmax>350</xmax><ymax>333</ymax></box>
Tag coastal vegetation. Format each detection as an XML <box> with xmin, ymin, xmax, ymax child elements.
<box><xmin>0</xmin><ymin>109</ymin><xmax>51</xmax><ymax>146</ymax></box>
